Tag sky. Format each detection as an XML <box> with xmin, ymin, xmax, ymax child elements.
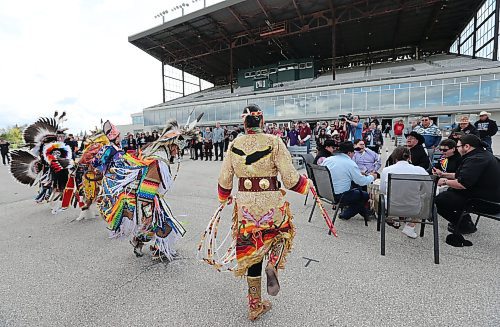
<box><xmin>0</xmin><ymin>0</ymin><xmax>224</xmax><ymax>134</ymax></box>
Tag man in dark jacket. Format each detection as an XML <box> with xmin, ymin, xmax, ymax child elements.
<box><xmin>450</xmin><ymin>115</ymin><xmax>479</xmax><ymax>138</ymax></box>
<box><xmin>435</xmin><ymin>135</ymin><xmax>500</xmax><ymax>234</ymax></box>
<box><xmin>474</xmin><ymin>111</ymin><xmax>498</xmax><ymax>153</ymax></box>
<box><xmin>0</xmin><ymin>139</ymin><xmax>10</xmax><ymax>165</ymax></box>
<box><xmin>406</xmin><ymin>131</ymin><xmax>429</xmax><ymax>170</ymax></box>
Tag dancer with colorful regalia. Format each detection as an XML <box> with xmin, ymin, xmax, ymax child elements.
<box><xmin>94</xmin><ymin>117</ymin><xmax>201</xmax><ymax>260</ymax></box>
<box><xmin>9</xmin><ymin>112</ymin><xmax>73</xmax><ymax>213</ymax></box>
<box><xmin>198</xmin><ymin>104</ymin><xmax>310</xmax><ymax>321</ymax></box>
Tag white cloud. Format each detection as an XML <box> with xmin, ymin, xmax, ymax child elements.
<box><xmin>0</xmin><ymin>0</ymin><xmax>224</xmax><ymax>134</ymax></box>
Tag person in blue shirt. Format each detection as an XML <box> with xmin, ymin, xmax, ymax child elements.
<box><xmin>346</xmin><ymin>115</ymin><xmax>363</xmax><ymax>141</ymax></box>
<box><xmin>321</xmin><ymin>141</ymin><xmax>377</xmax><ymax>221</ymax></box>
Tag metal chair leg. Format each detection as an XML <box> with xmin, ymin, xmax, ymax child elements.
<box><xmin>304</xmin><ymin>192</ymin><xmax>309</xmax><ymax>206</ymax></box>
<box><xmin>474</xmin><ymin>215</ymin><xmax>481</xmax><ymax>227</ymax></box>
<box><xmin>381</xmin><ymin>209</ymin><xmax>386</xmax><ymax>256</ymax></box>
<box><xmin>376</xmin><ymin>206</ymin><xmax>381</xmax><ymax>232</ymax></box>
<box><xmin>419</xmin><ymin>219</ymin><xmax>426</xmax><ymax>237</ymax></box>
<box><xmin>308</xmin><ymin>201</ymin><xmax>316</xmax><ymax>222</ymax></box>
<box><xmin>433</xmin><ymin>210</ymin><xmax>440</xmax><ymax>264</ymax></box>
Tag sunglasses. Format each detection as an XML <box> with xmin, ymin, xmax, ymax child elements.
<box><xmin>439</xmin><ymin>148</ymin><xmax>451</xmax><ymax>151</ymax></box>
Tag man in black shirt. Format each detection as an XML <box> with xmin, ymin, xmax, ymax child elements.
<box><xmin>0</xmin><ymin>139</ymin><xmax>10</xmax><ymax>165</ymax></box>
<box><xmin>406</xmin><ymin>131</ymin><xmax>429</xmax><ymax>170</ymax></box>
<box><xmin>432</xmin><ymin>139</ymin><xmax>461</xmax><ymax>174</ymax></box>
<box><xmin>474</xmin><ymin>111</ymin><xmax>498</xmax><ymax>153</ymax></box>
<box><xmin>435</xmin><ymin>135</ymin><xmax>500</xmax><ymax>234</ymax></box>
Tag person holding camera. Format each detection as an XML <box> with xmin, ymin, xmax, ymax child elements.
<box><xmin>344</xmin><ymin>115</ymin><xmax>363</xmax><ymax>141</ymax></box>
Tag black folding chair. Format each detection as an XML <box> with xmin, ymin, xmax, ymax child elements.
<box><xmin>378</xmin><ymin>173</ymin><xmax>440</xmax><ymax>264</ymax></box>
<box><xmin>301</xmin><ymin>154</ymin><xmax>315</xmax><ymax>205</ymax></box>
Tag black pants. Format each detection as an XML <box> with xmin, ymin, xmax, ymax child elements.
<box><xmin>367</xmin><ymin>145</ymin><xmax>380</xmax><ymax>154</ymax></box>
<box><xmin>195</xmin><ymin>143</ymin><xmax>203</xmax><ymax>160</ymax></box>
<box><xmin>436</xmin><ymin>189</ymin><xmax>499</xmax><ymax>226</ymax></box>
<box><xmin>224</xmin><ymin>139</ymin><xmax>230</xmax><ymax>152</ymax></box>
<box><xmin>334</xmin><ymin>188</ymin><xmax>369</xmax><ymax>219</ymax></box>
<box><xmin>214</xmin><ymin>142</ymin><xmax>224</xmax><ymax>160</ymax></box>
<box><xmin>247</xmin><ymin>261</ymin><xmax>263</xmax><ymax>277</ymax></box>
<box><xmin>1</xmin><ymin>153</ymin><xmax>9</xmax><ymax>165</ymax></box>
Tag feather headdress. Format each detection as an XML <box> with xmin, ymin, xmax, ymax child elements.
<box><xmin>9</xmin><ymin>150</ymin><xmax>43</xmax><ymax>186</ymax></box>
<box><xmin>23</xmin><ymin>117</ymin><xmax>59</xmax><ymax>149</ymax></box>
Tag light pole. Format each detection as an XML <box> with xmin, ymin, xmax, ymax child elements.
<box><xmin>172</xmin><ymin>2</ymin><xmax>189</xmax><ymax>16</ymax></box>
<box><xmin>154</xmin><ymin>10</ymin><xmax>169</xmax><ymax>24</ymax></box>
<box><xmin>192</xmin><ymin>0</ymin><xmax>207</xmax><ymax>8</ymax></box>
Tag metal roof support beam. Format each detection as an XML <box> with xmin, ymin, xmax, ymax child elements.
<box><xmin>493</xmin><ymin>0</ymin><xmax>500</xmax><ymax>60</ymax></box>
<box><xmin>472</xmin><ymin>12</ymin><xmax>477</xmax><ymax>58</ymax></box>
<box><xmin>162</xmin><ymin>62</ymin><xmax>166</xmax><ymax>103</ymax></box>
<box><xmin>255</xmin><ymin>0</ymin><xmax>270</xmax><ymax>19</ymax></box>
<box><xmin>292</xmin><ymin>0</ymin><xmax>305</xmax><ymax>26</ymax></box>
<box><xmin>329</xmin><ymin>0</ymin><xmax>336</xmax><ymax>81</ymax></box>
<box><xmin>230</xmin><ymin>42</ymin><xmax>234</xmax><ymax>93</ymax></box>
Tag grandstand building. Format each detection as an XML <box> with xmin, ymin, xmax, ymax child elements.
<box><xmin>121</xmin><ymin>0</ymin><xmax>500</xmax><ymax>134</ymax></box>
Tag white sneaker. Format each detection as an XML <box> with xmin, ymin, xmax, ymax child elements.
<box><xmin>402</xmin><ymin>224</ymin><xmax>417</xmax><ymax>239</ymax></box>
<box><xmin>76</xmin><ymin>210</ymin><xmax>87</xmax><ymax>221</ymax></box>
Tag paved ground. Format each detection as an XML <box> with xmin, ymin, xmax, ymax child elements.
<box><xmin>0</xmin><ymin>137</ymin><xmax>499</xmax><ymax>327</ymax></box>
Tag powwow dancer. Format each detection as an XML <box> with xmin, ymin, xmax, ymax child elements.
<box><xmin>94</xmin><ymin>117</ymin><xmax>200</xmax><ymax>260</ymax></box>
<box><xmin>9</xmin><ymin>112</ymin><xmax>73</xmax><ymax>212</ymax></box>
<box><xmin>198</xmin><ymin>104</ymin><xmax>311</xmax><ymax>321</ymax></box>
<box><xmin>60</xmin><ymin>130</ymin><xmax>110</xmax><ymax>220</ymax></box>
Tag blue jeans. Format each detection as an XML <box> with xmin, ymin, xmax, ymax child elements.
<box><xmin>305</xmin><ymin>139</ymin><xmax>311</xmax><ymax>154</ymax></box>
<box><xmin>483</xmin><ymin>137</ymin><xmax>492</xmax><ymax>153</ymax></box>
<box><xmin>334</xmin><ymin>188</ymin><xmax>369</xmax><ymax>219</ymax></box>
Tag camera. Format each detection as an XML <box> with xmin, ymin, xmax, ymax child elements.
<box><xmin>338</xmin><ymin>113</ymin><xmax>353</xmax><ymax>122</ymax></box>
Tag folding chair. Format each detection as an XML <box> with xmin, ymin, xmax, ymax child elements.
<box><xmin>379</xmin><ymin>173</ymin><xmax>440</xmax><ymax>264</ymax></box>
<box><xmin>301</xmin><ymin>154</ymin><xmax>315</xmax><ymax>206</ymax></box>
<box><xmin>308</xmin><ymin>164</ymin><xmax>345</xmax><ymax>235</ymax></box>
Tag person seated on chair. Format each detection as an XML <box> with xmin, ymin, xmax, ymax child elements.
<box><xmin>380</xmin><ymin>146</ymin><xmax>429</xmax><ymax>239</ymax></box>
<box><xmin>432</xmin><ymin>139</ymin><xmax>462</xmax><ymax>177</ymax></box>
<box><xmin>321</xmin><ymin>141</ymin><xmax>377</xmax><ymax>221</ymax></box>
<box><xmin>314</xmin><ymin>139</ymin><xmax>337</xmax><ymax>164</ymax></box>
<box><xmin>435</xmin><ymin>135</ymin><xmax>500</xmax><ymax>234</ymax></box>
<box><xmin>352</xmin><ymin>139</ymin><xmax>381</xmax><ymax>175</ymax></box>
<box><xmin>405</xmin><ymin>131</ymin><xmax>430</xmax><ymax>170</ymax></box>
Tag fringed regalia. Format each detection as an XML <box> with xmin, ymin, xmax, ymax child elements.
<box><xmin>93</xmin><ymin>117</ymin><xmax>201</xmax><ymax>260</ymax></box>
<box><xmin>60</xmin><ymin>131</ymin><xmax>109</xmax><ymax>220</ymax></box>
<box><xmin>202</xmin><ymin>131</ymin><xmax>309</xmax><ymax>275</ymax></box>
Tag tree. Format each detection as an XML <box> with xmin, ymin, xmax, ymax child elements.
<box><xmin>0</xmin><ymin>125</ymin><xmax>24</xmax><ymax>149</ymax></box>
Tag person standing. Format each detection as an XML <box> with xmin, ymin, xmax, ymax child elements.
<box><xmin>203</xmin><ymin>127</ymin><xmax>213</xmax><ymax>161</ymax></box>
<box><xmin>474</xmin><ymin>111</ymin><xmax>498</xmax><ymax>153</ymax></box>
<box><xmin>364</xmin><ymin>122</ymin><xmax>383</xmax><ymax>153</ymax></box>
<box><xmin>205</xmin><ymin>104</ymin><xmax>310</xmax><ymax>321</ymax></box>
<box><xmin>0</xmin><ymin>139</ymin><xmax>10</xmax><ymax>165</ymax></box>
<box><xmin>223</xmin><ymin>126</ymin><xmax>230</xmax><ymax>152</ymax></box>
<box><xmin>346</xmin><ymin>116</ymin><xmax>363</xmax><ymax>141</ymax></box>
<box><xmin>298</xmin><ymin>121</ymin><xmax>312</xmax><ymax>153</ymax></box>
<box><xmin>393</xmin><ymin>119</ymin><xmax>405</xmax><ymax>146</ymax></box>
<box><xmin>194</xmin><ymin>127</ymin><xmax>204</xmax><ymax>160</ymax></box>
<box><xmin>450</xmin><ymin>115</ymin><xmax>479</xmax><ymax>138</ymax></box>
<box><xmin>212</xmin><ymin>122</ymin><xmax>225</xmax><ymax>161</ymax></box>
<box><xmin>414</xmin><ymin>115</ymin><xmax>442</xmax><ymax>150</ymax></box>
<box><xmin>288</xmin><ymin>124</ymin><xmax>299</xmax><ymax>146</ymax></box>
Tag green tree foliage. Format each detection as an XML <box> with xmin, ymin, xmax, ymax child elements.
<box><xmin>0</xmin><ymin>125</ymin><xmax>24</xmax><ymax>149</ymax></box>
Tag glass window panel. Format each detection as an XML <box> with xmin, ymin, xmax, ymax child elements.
<box><xmin>158</xmin><ymin>110</ymin><xmax>166</xmax><ymax>124</ymax></box>
<box><xmin>305</xmin><ymin>93</ymin><xmax>318</xmax><ymax>116</ymax></box>
<box><xmin>426</xmin><ymin>85</ymin><xmax>443</xmax><ymax>108</ymax></box>
<box><xmin>216</xmin><ymin>103</ymin><xmax>230</xmax><ymax>121</ymax></box>
<box><xmin>367</xmin><ymin>91</ymin><xmax>380</xmax><ymax>111</ymax></box>
<box><xmin>352</xmin><ymin>92</ymin><xmax>366</xmax><ymax>112</ymax></box>
<box><xmin>143</xmin><ymin>111</ymin><xmax>155</xmax><ymax>126</ymax></box>
<box><xmin>341</xmin><ymin>92</ymin><xmax>352</xmax><ymax>111</ymax></box>
<box><xmin>395</xmin><ymin>88</ymin><xmax>410</xmax><ymax>109</ymax></box>
<box><xmin>276</xmin><ymin>95</ymin><xmax>301</xmax><ymax>118</ymax></box>
<box><xmin>380</xmin><ymin>90</ymin><xmax>394</xmax><ymax>110</ymax></box>
<box><xmin>480</xmin><ymin>79</ymin><xmax>500</xmax><ymax>104</ymax></box>
<box><xmin>399</xmin><ymin>83</ymin><xmax>410</xmax><ymax>89</ymax></box>
<box><xmin>461</xmin><ymin>81</ymin><xmax>480</xmax><ymax>105</ymax></box>
<box><xmin>443</xmin><ymin>83</ymin><xmax>460</xmax><ymax>106</ymax></box>
<box><xmin>410</xmin><ymin>87</ymin><xmax>426</xmax><ymax>109</ymax></box>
